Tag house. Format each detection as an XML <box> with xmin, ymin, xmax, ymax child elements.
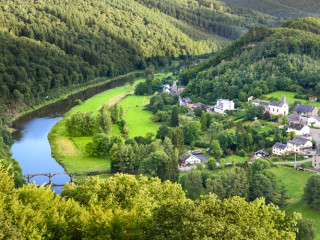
<box><xmin>206</xmin><ymin>105</ymin><xmax>214</xmax><ymax>112</ymax></box>
<box><xmin>268</xmin><ymin>96</ymin><xmax>289</xmax><ymax>115</ymax></box>
<box><xmin>312</xmin><ymin>154</ymin><xmax>320</xmax><ymax>169</ymax></box>
<box><xmin>272</xmin><ymin>142</ymin><xmax>288</xmax><ymax>156</ymax></box>
<box><xmin>214</xmin><ymin>99</ymin><xmax>235</xmax><ymax>114</ymax></box>
<box><xmin>180</xmin><ymin>97</ymin><xmax>192</xmax><ymax>107</ymax></box>
<box><xmin>251</xmin><ymin>100</ymin><xmax>270</xmax><ymax>108</ymax></box>
<box><xmin>254</xmin><ymin>149</ymin><xmax>270</xmax><ymax>159</ymax></box>
<box><xmin>163</xmin><ymin>84</ymin><xmax>171</xmax><ymax>93</ymax></box>
<box><xmin>247</xmin><ymin>96</ymin><xmax>254</xmax><ymax>102</ymax></box>
<box><xmin>287</xmin><ymin>115</ymin><xmax>301</xmax><ymax>124</ymax></box>
<box><xmin>293</xmin><ymin>104</ymin><xmax>318</xmax><ymax>116</ymax></box>
<box><xmin>287</xmin><ymin>123</ymin><xmax>310</xmax><ymax>136</ymax></box>
<box><xmin>178</xmin><ymin>152</ymin><xmax>191</xmax><ymax>165</ymax></box>
<box><xmin>192</xmin><ymin>102</ymin><xmax>203</xmax><ymax>109</ymax></box>
<box><xmin>178</xmin><ymin>86</ymin><xmax>186</xmax><ymax>93</ymax></box>
<box><xmin>184</xmin><ymin>155</ymin><xmax>201</xmax><ymax>165</ymax></box>
<box><xmin>287</xmin><ymin>137</ymin><xmax>313</xmax><ymax>154</ymax></box>
<box><xmin>308</xmin><ymin>115</ymin><xmax>320</xmax><ymax>128</ymax></box>
<box><xmin>301</xmin><ymin>133</ymin><xmax>312</xmax><ymax>141</ymax></box>
<box><xmin>309</xmin><ymin>97</ymin><xmax>318</xmax><ymax>103</ymax></box>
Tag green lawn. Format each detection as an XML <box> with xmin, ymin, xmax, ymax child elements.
<box><xmin>118</xmin><ymin>95</ymin><xmax>159</xmax><ymax>138</ymax></box>
<box><xmin>221</xmin><ymin>155</ymin><xmax>248</xmax><ymax>163</ymax></box>
<box><xmin>263</xmin><ymin>91</ymin><xmax>320</xmax><ymax>108</ymax></box>
<box><xmin>269</xmin><ymin>165</ymin><xmax>315</xmax><ymax>198</ymax></box>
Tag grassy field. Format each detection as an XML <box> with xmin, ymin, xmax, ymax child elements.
<box><xmin>118</xmin><ymin>96</ymin><xmax>159</xmax><ymax>138</ymax></box>
<box><xmin>269</xmin><ymin>166</ymin><xmax>320</xmax><ymax>239</ymax></box>
<box><xmin>49</xmin><ymin>74</ymin><xmax>165</xmax><ymax>172</ymax></box>
<box><xmin>221</xmin><ymin>154</ymin><xmax>248</xmax><ymax>163</ymax></box>
<box><xmin>262</xmin><ymin>91</ymin><xmax>320</xmax><ymax>108</ymax></box>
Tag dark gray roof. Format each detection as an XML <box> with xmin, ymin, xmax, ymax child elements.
<box><xmin>302</xmin><ymin>133</ymin><xmax>312</xmax><ymax>137</ymax></box>
<box><xmin>292</xmin><ymin>137</ymin><xmax>310</xmax><ymax>145</ymax></box>
<box><xmin>252</xmin><ymin>100</ymin><xmax>270</xmax><ymax>107</ymax></box>
<box><xmin>293</xmin><ymin>104</ymin><xmax>316</xmax><ymax>113</ymax></box>
<box><xmin>287</xmin><ymin>115</ymin><xmax>300</xmax><ymax>123</ymax></box>
<box><xmin>273</xmin><ymin>142</ymin><xmax>287</xmax><ymax>150</ymax></box>
<box><xmin>270</xmin><ymin>101</ymin><xmax>285</xmax><ymax>107</ymax></box>
<box><xmin>289</xmin><ymin>123</ymin><xmax>305</xmax><ymax>131</ymax></box>
<box><xmin>255</xmin><ymin>149</ymin><xmax>270</xmax><ymax>155</ymax></box>
<box><xmin>181</xmin><ymin>97</ymin><xmax>191</xmax><ymax>103</ymax></box>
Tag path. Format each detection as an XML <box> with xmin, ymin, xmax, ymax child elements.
<box><xmin>273</xmin><ymin>159</ymin><xmax>311</xmax><ymax>165</ymax></box>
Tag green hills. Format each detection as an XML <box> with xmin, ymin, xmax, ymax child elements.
<box><xmin>180</xmin><ymin>17</ymin><xmax>320</xmax><ymax>103</ymax></box>
<box><xmin>220</xmin><ymin>0</ymin><xmax>320</xmax><ymax>18</ymax></box>
<box><xmin>0</xmin><ymin>0</ymin><xmax>281</xmax><ymax>111</ymax></box>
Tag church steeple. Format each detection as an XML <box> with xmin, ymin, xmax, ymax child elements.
<box><xmin>282</xmin><ymin>96</ymin><xmax>286</xmax><ymax>103</ymax></box>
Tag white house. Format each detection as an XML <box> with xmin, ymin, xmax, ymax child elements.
<box><xmin>184</xmin><ymin>155</ymin><xmax>201</xmax><ymax>165</ymax></box>
<box><xmin>268</xmin><ymin>96</ymin><xmax>289</xmax><ymax>115</ymax></box>
<box><xmin>287</xmin><ymin>123</ymin><xmax>310</xmax><ymax>136</ymax></box>
<box><xmin>287</xmin><ymin>137</ymin><xmax>313</xmax><ymax>154</ymax></box>
<box><xmin>272</xmin><ymin>142</ymin><xmax>288</xmax><ymax>156</ymax></box>
<box><xmin>163</xmin><ymin>84</ymin><xmax>170</xmax><ymax>93</ymax></box>
<box><xmin>214</xmin><ymin>99</ymin><xmax>235</xmax><ymax>114</ymax></box>
<box><xmin>308</xmin><ymin>115</ymin><xmax>320</xmax><ymax>128</ymax></box>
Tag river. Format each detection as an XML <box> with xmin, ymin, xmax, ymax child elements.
<box><xmin>10</xmin><ymin>73</ymin><xmax>142</xmax><ymax>193</ymax></box>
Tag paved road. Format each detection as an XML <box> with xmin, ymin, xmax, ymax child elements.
<box><xmin>273</xmin><ymin>159</ymin><xmax>312</xmax><ymax>165</ymax></box>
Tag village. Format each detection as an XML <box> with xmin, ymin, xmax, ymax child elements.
<box><xmin>163</xmin><ymin>82</ymin><xmax>320</xmax><ymax>172</ymax></box>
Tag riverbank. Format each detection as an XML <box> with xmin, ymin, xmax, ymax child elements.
<box><xmin>11</xmin><ymin>71</ymin><xmax>143</xmax><ymax>122</ymax></box>
<box><xmin>49</xmin><ymin>74</ymin><xmax>165</xmax><ymax>172</ymax></box>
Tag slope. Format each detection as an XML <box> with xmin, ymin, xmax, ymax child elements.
<box><xmin>220</xmin><ymin>0</ymin><xmax>320</xmax><ymax>18</ymax></box>
<box><xmin>180</xmin><ymin>18</ymin><xmax>320</xmax><ymax>103</ymax></box>
<box><xmin>0</xmin><ymin>0</ymin><xmax>226</xmax><ymax>112</ymax></box>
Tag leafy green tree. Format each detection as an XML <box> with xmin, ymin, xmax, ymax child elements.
<box><xmin>304</xmin><ymin>175</ymin><xmax>320</xmax><ymax>209</ymax></box>
<box><xmin>251</xmin><ymin>159</ymin><xmax>271</xmax><ymax>174</ymax></box>
<box><xmin>249</xmin><ymin>174</ymin><xmax>273</xmax><ymax>204</ymax></box>
<box><xmin>207</xmin><ymin>121</ymin><xmax>223</xmax><ymax>141</ymax></box>
<box><xmin>239</xmin><ymin>91</ymin><xmax>247</xmax><ymax>102</ymax></box>
<box><xmin>207</xmin><ymin>157</ymin><xmax>217</xmax><ymax>170</ymax></box>
<box><xmin>156</xmin><ymin>125</ymin><xmax>170</xmax><ymax>141</ymax></box>
<box><xmin>296</xmin><ymin>219</ymin><xmax>316</xmax><ymax>240</ymax></box>
<box><xmin>200</xmin><ymin>113</ymin><xmax>207</xmax><ymax>131</ymax></box>
<box><xmin>210</xmin><ymin>140</ymin><xmax>223</xmax><ymax>159</ymax></box>
<box><xmin>185</xmin><ymin>169</ymin><xmax>203</xmax><ymax>200</ymax></box>
<box><xmin>252</xmin><ymin>120</ymin><xmax>262</xmax><ymax>129</ymax></box>
<box><xmin>171</xmin><ymin>106</ymin><xmax>179</xmax><ymax>127</ymax></box>
<box><xmin>183</xmin><ymin>121</ymin><xmax>201</xmax><ymax>144</ymax></box>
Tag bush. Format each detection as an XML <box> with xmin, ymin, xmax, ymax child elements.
<box><xmin>237</xmin><ymin>149</ymin><xmax>246</xmax><ymax>157</ymax></box>
<box><xmin>74</xmin><ymin>99</ymin><xmax>82</xmax><ymax>105</ymax></box>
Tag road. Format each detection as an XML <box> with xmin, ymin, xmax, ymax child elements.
<box><xmin>273</xmin><ymin>159</ymin><xmax>311</xmax><ymax>165</ymax></box>
<box><xmin>310</xmin><ymin>127</ymin><xmax>320</xmax><ymax>152</ymax></box>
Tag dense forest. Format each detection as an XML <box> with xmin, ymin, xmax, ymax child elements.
<box><xmin>0</xmin><ymin>165</ymin><xmax>300</xmax><ymax>239</ymax></box>
<box><xmin>134</xmin><ymin>0</ymin><xmax>280</xmax><ymax>39</ymax></box>
<box><xmin>221</xmin><ymin>0</ymin><xmax>320</xmax><ymax>18</ymax></box>
<box><xmin>180</xmin><ymin>17</ymin><xmax>320</xmax><ymax>104</ymax></box>
<box><xmin>0</xmin><ymin>0</ymin><xmax>281</xmax><ymax>114</ymax></box>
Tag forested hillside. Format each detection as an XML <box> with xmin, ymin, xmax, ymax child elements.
<box><xmin>221</xmin><ymin>0</ymin><xmax>320</xmax><ymax>18</ymax></box>
<box><xmin>180</xmin><ymin>17</ymin><xmax>320</xmax><ymax>103</ymax></box>
<box><xmin>135</xmin><ymin>0</ymin><xmax>280</xmax><ymax>39</ymax></box>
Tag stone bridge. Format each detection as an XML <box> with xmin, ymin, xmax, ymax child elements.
<box><xmin>23</xmin><ymin>169</ymin><xmax>111</xmax><ymax>186</ymax></box>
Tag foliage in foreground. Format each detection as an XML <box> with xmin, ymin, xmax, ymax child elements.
<box><xmin>0</xmin><ymin>164</ymin><xmax>300</xmax><ymax>239</ymax></box>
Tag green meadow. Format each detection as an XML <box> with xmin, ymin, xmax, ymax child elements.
<box><xmin>49</xmin><ymin>74</ymin><xmax>165</xmax><ymax>172</ymax></box>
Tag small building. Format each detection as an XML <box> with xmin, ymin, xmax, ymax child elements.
<box><xmin>192</xmin><ymin>149</ymin><xmax>202</xmax><ymax>155</ymax></box>
<box><xmin>254</xmin><ymin>149</ymin><xmax>270</xmax><ymax>158</ymax></box>
<box><xmin>268</xmin><ymin>96</ymin><xmax>289</xmax><ymax>115</ymax></box>
<box><xmin>272</xmin><ymin>142</ymin><xmax>288</xmax><ymax>156</ymax></box>
<box><xmin>163</xmin><ymin>84</ymin><xmax>171</xmax><ymax>93</ymax></box>
<box><xmin>309</xmin><ymin>97</ymin><xmax>318</xmax><ymax>103</ymax></box>
<box><xmin>214</xmin><ymin>99</ymin><xmax>235</xmax><ymax>114</ymax></box>
<box><xmin>287</xmin><ymin>115</ymin><xmax>301</xmax><ymax>124</ymax></box>
<box><xmin>287</xmin><ymin>123</ymin><xmax>310</xmax><ymax>136</ymax></box>
<box><xmin>180</xmin><ymin>97</ymin><xmax>192</xmax><ymax>107</ymax></box>
<box><xmin>185</xmin><ymin>155</ymin><xmax>201</xmax><ymax>165</ymax></box>
<box><xmin>312</xmin><ymin>154</ymin><xmax>320</xmax><ymax>169</ymax></box>
<box><xmin>287</xmin><ymin>137</ymin><xmax>313</xmax><ymax>154</ymax></box>
<box><xmin>247</xmin><ymin>96</ymin><xmax>254</xmax><ymax>102</ymax></box>
<box><xmin>192</xmin><ymin>102</ymin><xmax>203</xmax><ymax>109</ymax></box>
<box><xmin>307</xmin><ymin>115</ymin><xmax>320</xmax><ymax>128</ymax></box>
<box><xmin>293</xmin><ymin>104</ymin><xmax>318</xmax><ymax>116</ymax></box>
<box><xmin>206</xmin><ymin>105</ymin><xmax>214</xmax><ymax>112</ymax></box>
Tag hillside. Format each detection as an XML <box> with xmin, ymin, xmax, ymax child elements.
<box><xmin>0</xmin><ymin>0</ymin><xmax>281</xmax><ymax>113</ymax></box>
<box><xmin>180</xmin><ymin>17</ymin><xmax>320</xmax><ymax>103</ymax></box>
<box><xmin>220</xmin><ymin>0</ymin><xmax>320</xmax><ymax>18</ymax></box>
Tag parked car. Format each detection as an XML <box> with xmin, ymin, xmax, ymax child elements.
<box><xmin>295</xmin><ymin>167</ymin><xmax>304</xmax><ymax>171</ymax></box>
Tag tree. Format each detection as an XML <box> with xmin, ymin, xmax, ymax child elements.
<box><xmin>296</xmin><ymin>219</ymin><xmax>316</xmax><ymax>240</ymax></box>
<box><xmin>172</xmin><ymin>127</ymin><xmax>185</xmax><ymax>154</ymax></box>
<box><xmin>251</xmin><ymin>159</ymin><xmax>271</xmax><ymax>174</ymax></box>
<box><xmin>304</xmin><ymin>175</ymin><xmax>320</xmax><ymax>209</ymax></box>
<box><xmin>262</xmin><ymin>111</ymin><xmax>271</xmax><ymax>120</ymax></box>
<box><xmin>185</xmin><ymin>169</ymin><xmax>203</xmax><ymax>199</ymax></box>
<box><xmin>252</xmin><ymin>120</ymin><xmax>262</xmax><ymax>129</ymax></box>
<box><xmin>171</xmin><ymin>106</ymin><xmax>179</xmax><ymax>127</ymax></box>
<box><xmin>249</xmin><ymin>174</ymin><xmax>273</xmax><ymax>203</ymax></box>
<box><xmin>239</xmin><ymin>91</ymin><xmax>247</xmax><ymax>102</ymax></box>
<box><xmin>156</xmin><ymin>125</ymin><xmax>169</xmax><ymax>141</ymax></box>
<box><xmin>140</xmin><ymin>151</ymin><xmax>170</xmax><ymax>181</ymax></box>
<box><xmin>245</xmin><ymin>105</ymin><xmax>264</xmax><ymax>120</ymax></box>
<box><xmin>200</xmin><ymin>113</ymin><xmax>207</xmax><ymax>131</ymax></box>
<box><xmin>281</xmin><ymin>115</ymin><xmax>289</xmax><ymax>125</ymax></box>
<box><xmin>207</xmin><ymin>157</ymin><xmax>217</xmax><ymax>170</ymax></box>
<box><xmin>183</xmin><ymin>121</ymin><xmax>201</xmax><ymax>144</ymax></box>
<box><xmin>207</xmin><ymin>121</ymin><xmax>223</xmax><ymax>142</ymax></box>
<box><xmin>210</xmin><ymin>140</ymin><xmax>223</xmax><ymax>159</ymax></box>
